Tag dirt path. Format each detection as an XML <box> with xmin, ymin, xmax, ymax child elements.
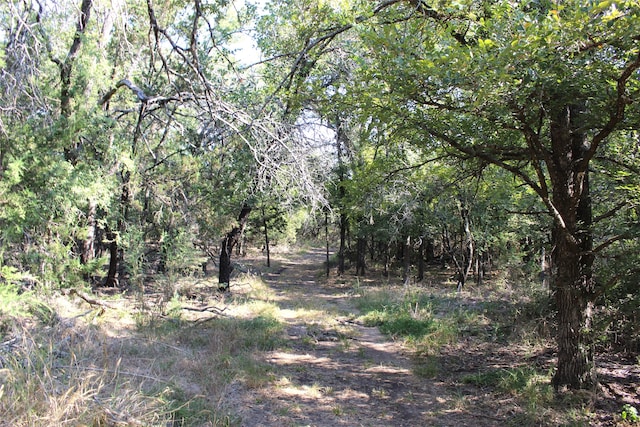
<box><xmin>227</xmin><ymin>248</ymin><xmax>489</xmax><ymax>427</ymax></box>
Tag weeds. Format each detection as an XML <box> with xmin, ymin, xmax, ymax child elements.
<box><xmin>0</xmin><ymin>323</ymin><xmax>174</xmax><ymax>426</ymax></box>
<box><xmin>356</xmin><ymin>289</ymin><xmax>458</xmax><ymax>355</ymax></box>
<box><xmin>0</xmin><ymin>264</ymin><xmax>289</xmax><ymax>427</ymax></box>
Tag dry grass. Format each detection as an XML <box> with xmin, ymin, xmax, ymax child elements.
<box><xmin>0</xmin><ymin>320</ymin><xmax>174</xmax><ymax>426</ymax></box>
<box><xmin>0</xmin><ymin>271</ymin><xmax>288</xmax><ymax>426</ymax></box>
<box><xmin>2</xmin><ymin>253</ymin><xmax>637</xmax><ymax>427</ymax></box>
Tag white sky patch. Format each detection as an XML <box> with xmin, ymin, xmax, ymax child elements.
<box><xmin>229</xmin><ymin>0</ymin><xmax>267</xmax><ymax>67</ymax></box>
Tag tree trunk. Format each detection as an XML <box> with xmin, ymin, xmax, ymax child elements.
<box><xmin>337</xmin><ymin>211</ymin><xmax>347</xmax><ymax>275</ymax></box>
<box><xmin>441</xmin><ymin>226</ymin><xmax>450</xmax><ymax>269</ymax></box>
<box><xmin>549</xmin><ymin>104</ymin><xmax>597</xmax><ymax>390</ymax></box>
<box><xmin>458</xmin><ymin>207</ymin><xmax>473</xmax><ymax>291</ymax></box>
<box><xmin>383</xmin><ymin>242</ymin><xmax>390</xmax><ymax>277</ymax></box>
<box><xmin>475</xmin><ymin>251</ymin><xmax>483</xmax><ymax>286</ymax></box>
<box><xmin>355</xmin><ymin>236</ymin><xmax>366</xmax><ymax>276</ymax></box>
<box><xmin>218</xmin><ymin>204</ymin><xmax>252</xmax><ymax>291</ymax></box>
<box><xmin>425</xmin><ymin>237</ymin><xmax>434</xmax><ymax>262</ymax></box>
<box><xmin>551</xmin><ymin>218</ymin><xmax>596</xmax><ymax>389</ymax></box>
<box><xmin>57</xmin><ymin>0</ymin><xmax>93</xmax><ymax>165</ymax></box>
<box><xmin>540</xmin><ymin>247</ymin><xmax>550</xmax><ymax>288</ymax></box>
<box><xmin>104</xmin><ymin>169</ymin><xmax>130</xmax><ymax>287</ymax></box>
<box><xmin>81</xmin><ymin>199</ymin><xmax>97</xmax><ymax>266</ymax></box>
<box><xmin>417</xmin><ymin>236</ymin><xmax>425</xmax><ymax>282</ymax></box>
<box><xmin>402</xmin><ymin>235</ymin><xmax>411</xmax><ymax>286</ymax></box>
<box><xmin>325</xmin><ymin>210</ymin><xmax>330</xmax><ymax>277</ymax></box>
<box><xmin>104</xmin><ymin>228</ymin><xmax>118</xmax><ymax>287</ymax></box>
<box><xmin>262</xmin><ymin>207</ymin><xmax>271</xmax><ymax>268</ymax></box>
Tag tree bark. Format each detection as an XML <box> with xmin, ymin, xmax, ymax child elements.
<box><xmin>219</xmin><ymin>204</ymin><xmax>252</xmax><ymax>291</ymax></box>
<box><xmin>262</xmin><ymin>207</ymin><xmax>271</xmax><ymax>268</ymax></box>
<box><xmin>55</xmin><ymin>0</ymin><xmax>93</xmax><ymax>164</ymax></box>
<box><xmin>103</xmin><ymin>169</ymin><xmax>131</xmax><ymax>288</ymax></box>
<box><xmin>81</xmin><ymin>199</ymin><xmax>97</xmax><ymax>266</ymax></box>
<box><xmin>104</xmin><ymin>228</ymin><xmax>119</xmax><ymax>287</ymax></box>
<box><xmin>325</xmin><ymin>210</ymin><xmax>330</xmax><ymax>277</ymax></box>
<box><xmin>457</xmin><ymin>206</ymin><xmax>473</xmax><ymax>291</ymax></box>
<box><xmin>549</xmin><ymin>104</ymin><xmax>597</xmax><ymax>390</ymax></box>
<box><xmin>337</xmin><ymin>211</ymin><xmax>347</xmax><ymax>274</ymax></box>
<box><xmin>417</xmin><ymin>236</ymin><xmax>425</xmax><ymax>282</ymax></box>
<box><xmin>355</xmin><ymin>236</ymin><xmax>366</xmax><ymax>276</ymax></box>
<box><xmin>402</xmin><ymin>235</ymin><xmax>411</xmax><ymax>286</ymax></box>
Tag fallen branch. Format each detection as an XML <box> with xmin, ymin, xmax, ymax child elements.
<box><xmin>181</xmin><ymin>305</ymin><xmax>227</xmax><ymax>315</ymax></box>
<box><xmin>193</xmin><ymin>316</ymin><xmax>222</xmax><ymax>325</ymax></box>
<box><xmin>66</xmin><ymin>289</ymin><xmax>115</xmax><ymax>311</ymax></box>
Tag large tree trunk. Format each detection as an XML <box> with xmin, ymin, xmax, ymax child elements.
<box><xmin>549</xmin><ymin>104</ymin><xmax>597</xmax><ymax>390</ymax></box>
<box><xmin>551</xmin><ymin>226</ymin><xmax>596</xmax><ymax>390</ymax></box>
<box><xmin>218</xmin><ymin>205</ymin><xmax>252</xmax><ymax>291</ymax></box>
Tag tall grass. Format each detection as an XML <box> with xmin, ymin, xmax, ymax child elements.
<box><xmin>0</xmin><ymin>268</ymin><xmax>287</xmax><ymax>426</ymax></box>
<box><xmin>0</xmin><ymin>323</ymin><xmax>174</xmax><ymax>426</ymax></box>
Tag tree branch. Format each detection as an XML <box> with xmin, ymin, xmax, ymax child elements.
<box><xmin>592</xmin><ymin>233</ymin><xmax>633</xmax><ymax>254</ymax></box>
<box><xmin>59</xmin><ymin>0</ymin><xmax>93</xmax><ymax>118</ymax></box>
<box><xmin>593</xmin><ymin>201</ymin><xmax>629</xmax><ymax>224</ymax></box>
<box><xmin>582</xmin><ymin>50</ymin><xmax>640</xmax><ymax>169</ymax></box>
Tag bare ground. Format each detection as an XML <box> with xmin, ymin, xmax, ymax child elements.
<box><xmin>228</xmin><ymin>248</ymin><xmax>458</xmax><ymax>427</ymax></box>
<box><xmin>224</xmin><ymin>247</ymin><xmax>640</xmax><ymax>427</ymax></box>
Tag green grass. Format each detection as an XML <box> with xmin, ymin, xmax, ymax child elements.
<box><xmin>356</xmin><ymin>290</ymin><xmax>459</xmax><ymax>354</ymax></box>
<box><xmin>412</xmin><ymin>355</ymin><xmax>441</xmax><ymax>378</ymax></box>
<box><xmin>238</xmin><ymin>315</ymin><xmax>285</xmax><ymax>351</ymax></box>
<box><xmin>463</xmin><ymin>366</ymin><xmax>555</xmax><ymax>425</ymax></box>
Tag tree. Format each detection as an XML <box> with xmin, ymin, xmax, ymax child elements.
<box><xmin>259</xmin><ymin>0</ymin><xmax>640</xmax><ymax>390</ymax></box>
<box><xmin>0</xmin><ymin>0</ymin><xmax>327</xmax><ymax>295</ymax></box>
<box><xmin>360</xmin><ymin>0</ymin><xmax>640</xmax><ymax>390</ymax></box>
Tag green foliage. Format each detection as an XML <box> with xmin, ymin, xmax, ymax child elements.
<box><xmin>0</xmin><ymin>264</ymin><xmax>56</xmax><ymax>332</ymax></box>
<box><xmin>161</xmin><ymin>229</ymin><xmax>207</xmax><ymax>277</ymax></box>
<box><xmin>161</xmin><ymin>385</ymin><xmax>239</xmax><ymax>426</ymax></box>
<box><xmin>0</xmin><ymin>278</ymin><xmax>28</xmax><ymax>322</ymax></box>
<box><xmin>463</xmin><ymin>367</ymin><xmax>547</xmax><ymax>394</ymax></box>
<box><xmin>622</xmin><ymin>404</ymin><xmax>639</xmax><ymax>423</ymax></box>
<box><xmin>464</xmin><ymin>366</ymin><xmax>555</xmax><ymax>422</ymax></box>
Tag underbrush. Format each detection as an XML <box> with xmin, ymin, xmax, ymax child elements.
<box><xmin>0</xmin><ymin>320</ymin><xmax>175</xmax><ymax>426</ymax></box>
<box><xmin>352</xmin><ymin>278</ymin><xmax>608</xmax><ymax>426</ymax></box>
<box><xmin>0</xmin><ymin>270</ymin><xmax>286</xmax><ymax>426</ymax></box>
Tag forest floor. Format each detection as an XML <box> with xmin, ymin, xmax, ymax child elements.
<box><xmin>227</xmin><ymin>247</ymin><xmax>451</xmax><ymax>426</ymax></box>
<box><xmin>221</xmin><ymin>247</ymin><xmax>639</xmax><ymax>427</ymax></box>
<box><xmin>2</xmin><ymin>246</ymin><xmax>639</xmax><ymax>426</ymax></box>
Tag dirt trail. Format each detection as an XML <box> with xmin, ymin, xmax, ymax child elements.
<box><xmin>227</xmin><ymin>248</ymin><xmax>489</xmax><ymax>427</ymax></box>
